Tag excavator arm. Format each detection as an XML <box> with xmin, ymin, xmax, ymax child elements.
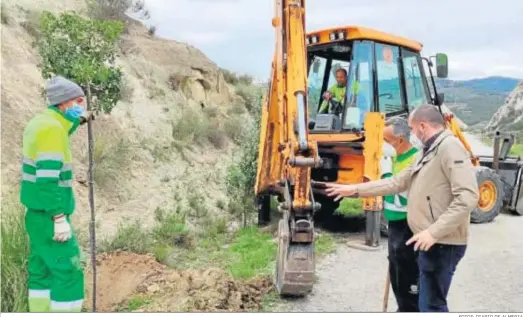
<box><xmin>255</xmin><ymin>0</ymin><xmax>321</xmax><ymax>296</ymax></box>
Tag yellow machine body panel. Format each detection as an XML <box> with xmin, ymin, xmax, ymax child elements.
<box><xmin>306</xmin><ymin>25</ymin><xmax>423</xmax><ymax>52</ymax></box>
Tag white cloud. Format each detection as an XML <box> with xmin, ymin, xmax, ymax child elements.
<box><xmin>145</xmin><ymin>0</ymin><xmax>523</xmax><ymax>80</ymax></box>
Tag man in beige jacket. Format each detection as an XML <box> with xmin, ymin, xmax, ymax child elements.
<box><xmin>324</xmin><ymin>105</ymin><xmax>479</xmax><ymax>312</ymax></box>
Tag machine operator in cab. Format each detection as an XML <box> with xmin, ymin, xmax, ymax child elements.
<box><xmin>318</xmin><ymin>68</ymin><xmax>347</xmax><ymax>114</ymax></box>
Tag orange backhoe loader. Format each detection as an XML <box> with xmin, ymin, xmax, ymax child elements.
<box><xmin>255</xmin><ymin>0</ymin><xmax>523</xmax><ymax>297</ymax></box>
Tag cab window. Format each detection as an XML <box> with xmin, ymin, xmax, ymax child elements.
<box><xmin>343</xmin><ymin>40</ymin><xmax>374</xmax><ymax>130</ymax></box>
<box><xmin>402</xmin><ymin>49</ymin><xmax>429</xmax><ymax>110</ymax></box>
<box><xmin>375</xmin><ymin>43</ymin><xmax>404</xmax><ymax>114</ymax></box>
<box><xmin>307</xmin><ymin>56</ymin><xmax>327</xmax><ymax>118</ymax></box>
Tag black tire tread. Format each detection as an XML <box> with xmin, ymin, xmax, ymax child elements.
<box><xmin>470</xmin><ymin>166</ymin><xmax>504</xmax><ymax>223</ymax></box>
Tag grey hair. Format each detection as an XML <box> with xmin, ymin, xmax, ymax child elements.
<box><xmin>410</xmin><ymin>104</ymin><xmax>445</xmax><ymax>126</ymax></box>
<box><xmin>385</xmin><ymin>117</ymin><xmax>410</xmax><ymax>139</ymax></box>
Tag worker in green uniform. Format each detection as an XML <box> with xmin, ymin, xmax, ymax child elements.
<box><xmin>380</xmin><ymin>117</ymin><xmax>420</xmax><ymax>312</ymax></box>
<box><xmin>21</xmin><ymin>76</ymin><xmax>93</xmax><ymax>312</ymax></box>
<box><xmin>319</xmin><ymin>68</ymin><xmax>347</xmax><ymax>114</ymax></box>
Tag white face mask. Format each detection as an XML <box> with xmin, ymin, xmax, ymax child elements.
<box><xmin>383</xmin><ymin>142</ymin><xmax>397</xmax><ymax>157</ymax></box>
<box><xmin>410</xmin><ymin>134</ymin><xmax>423</xmax><ymax>149</ymax></box>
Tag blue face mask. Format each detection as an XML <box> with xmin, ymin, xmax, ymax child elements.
<box><xmin>64</xmin><ymin>103</ymin><xmax>85</xmax><ymax>120</ymax></box>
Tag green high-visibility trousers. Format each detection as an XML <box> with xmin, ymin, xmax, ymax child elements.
<box><xmin>25</xmin><ymin>209</ymin><xmax>84</xmax><ymax>312</ymax></box>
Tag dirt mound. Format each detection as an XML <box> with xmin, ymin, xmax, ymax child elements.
<box><xmin>83</xmin><ymin>251</ymin><xmax>273</xmax><ymax>312</ymax></box>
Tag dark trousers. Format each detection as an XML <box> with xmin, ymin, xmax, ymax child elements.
<box><xmin>388</xmin><ymin>219</ymin><xmax>419</xmax><ymax>312</ymax></box>
<box><xmin>418</xmin><ymin>243</ymin><xmax>466</xmax><ymax>312</ymax></box>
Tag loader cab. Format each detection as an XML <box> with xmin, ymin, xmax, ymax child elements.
<box><xmin>306</xmin><ymin>30</ymin><xmax>449</xmax><ymax>134</ymax></box>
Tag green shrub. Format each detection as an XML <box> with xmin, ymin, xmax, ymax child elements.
<box><xmin>37</xmin><ymin>11</ymin><xmax>125</xmax><ymax>114</ymax></box>
<box><xmin>152</xmin><ymin>208</ymin><xmax>191</xmax><ymax>247</ymax></box>
<box><xmin>91</xmin><ymin>133</ymin><xmax>133</xmax><ymax>190</ymax></box>
<box><xmin>235</xmin><ymin>84</ymin><xmax>262</xmax><ymax>113</ymax></box>
<box><xmin>1</xmin><ymin>199</ymin><xmax>30</xmax><ymax>312</ymax></box>
<box><xmin>220</xmin><ymin>68</ymin><xmax>239</xmax><ymax>85</ymax></box>
<box><xmin>1</xmin><ymin>4</ymin><xmax>10</xmax><ymax>25</ymax></box>
<box><xmin>100</xmin><ymin>221</ymin><xmax>152</xmax><ymax>254</ymax></box>
<box><xmin>86</xmin><ymin>0</ymin><xmax>131</xmax><ymax>22</ymax></box>
<box><xmin>238</xmin><ymin>74</ymin><xmax>254</xmax><ymax>85</ymax></box>
<box><xmin>225</xmin><ymin>85</ymin><xmax>265</xmax><ymax>223</ymax></box>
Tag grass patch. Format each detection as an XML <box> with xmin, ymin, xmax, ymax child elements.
<box><xmin>1</xmin><ymin>4</ymin><xmax>10</xmax><ymax>25</ymax></box>
<box><xmin>152</xmin><ymin>207</ymin><xmax>192</xmax><ymax>248</ymax></box>
<box><xmin>334</xmin><ymin>198</ymin><xmax>364</xmax><ymax>217</ymax></box>
<box><xmin>510</xmin><ymin>143</ymin><xmax>523</xmax><ymax>156</ymax></box>
<box><xmin>124</xmin><ymin>294</ymin><xmax>152</xmax><ymax>312</ymax></box>
<box><xmin>1</xmin><ymin>199</ymin><xmax>30</xmax><ymax>312</ymax></box>
<box><xmin>20</xmin><ymin>10</ymin><xmax>41</xmax><ymax>39</ymax></box>
<box><xmin>171</xmin><ymin>107</ymin><xmax>245</xmax><ymax>150</ymax></box>
<box><xmin>100</xmin><ymin>221</ymin><xmax>153</xmax><ymax>254</ymax></box>
<box><xmin>100</xmin><ymin>209</ymin><xmax>276</xmax><ymax>281</ymax></box>
<box><xmin>226</xmin><ymin>227</ymin><xmax>276</xmax><ymax>279</ymax></box>
<box><xmin>315</xmin><ymin>233</ymin><xmax>336</xmax><ymax>255</ymax></box>
<box><xmin>260</xmin><ymin>290</ymin><xmax>282</xmax><ymax>312</ymax></box>
<box><xmin>91</xmin><ymin>132</ymin><xmax>133</xmax><ymax>190</ymax></box>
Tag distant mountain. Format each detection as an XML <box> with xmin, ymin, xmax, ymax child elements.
<box><xmin>487</xmin><ymin>82</ymin><xmax>523</xmax><ymax>132</ymax></box>
<box><xmin>435</xmin><ymin>76</ymin><xmax>521</xmax><ymax>126</ymax></box>
<box><xmin>437</xmin><ymin>76</ymin><xmax>520</xmax><ymax>94</ymax></box>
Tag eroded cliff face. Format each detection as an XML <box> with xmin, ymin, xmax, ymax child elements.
<box><xmin>486</xmin><ymin>82</ymin><xmax>523</xmax><ymax>131</ymax></box>
<box><xmin>1</xmin><ymin>0</ymin><xmax>246</xmax><ymax>237</ymax></box>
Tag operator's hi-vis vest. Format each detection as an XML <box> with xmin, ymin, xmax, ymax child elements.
<box><xmin>380</xmin><ymin>147</ymin><xmax>418</xmax><ymax>221</ymax></box>
<box><xmin>20</xmin><ymin>107</ymin><xmax>80</xmax><ymax>216</ymax></box>
<box><xmin>319</xmin><ymin>84</ymin><xmax>346</xmax><ymax>113</ymax></box>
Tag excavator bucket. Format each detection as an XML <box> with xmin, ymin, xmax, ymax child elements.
<box><xmin>274</xmin><ymin>210</ymin><xmax>315</xmax><ymax>296</ymax></box>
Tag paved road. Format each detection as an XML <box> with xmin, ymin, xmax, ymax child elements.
<box><xmin>463</xmin><ymin>132</ymin><xmax>494</xmax><ymax>157</ymax></box>
<box><xmin>281</xmin><ymin>214</ymin><xmax>523</xmax><ymax>312</ymax></box>
<box><xmin>280</xmin><ymin>136</ymin><xmax>521</xmax><ymax>313</ymax></box>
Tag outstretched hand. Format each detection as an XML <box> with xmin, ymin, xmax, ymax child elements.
<box><xmin>321</xmin><ymin>182</ymin><xmax>358</xmax><ymax>202</ymax></box>
<box><xmin>406</xmin><ymin>230</ymin><xmax>436</xmax><ymax>251</ymax></box>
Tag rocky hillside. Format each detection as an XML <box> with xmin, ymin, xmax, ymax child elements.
<box><xmin>0</xmin><ymin>0</ymin><xmax>256</xmax><ymax>238</ymax></box>
<box><xmin>437</xmin><ymin>76</ymin><xmax>520</xmax><ymax>126</ymax></box>
<box><xmin>486</xmin><ymin>82</ymin><xmax>523</xmax><ymax>131</ymax></box>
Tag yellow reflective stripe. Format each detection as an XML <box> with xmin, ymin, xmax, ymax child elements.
<box><xmin>384</xmin><ymin>201</ymin><xmax>407</xmax><ymax>212</ymax></box>
<box><xmin>23</xmin><ymin>173</ymin><xmax>72</xmax><ymax>187</ymax></box>
<box><xmin>22</xmin><ymin>173</ymin><xmax>36</xmax><ymax>182</ymax></box>
<box><xmin>36</xmin><ymin>152</ymin><xmax>64</xmax><ymax>162</ymax></box>
<box><xmin>58</xmin><ymin>180</ymin><xmax>73</xmax><ymax>187</ymax></box>
<box><xmin>23</xmin><ymin>157</ymin><xmax>36</xmax><ymax>166</ymax></box>
<box><xmin>29</xmin><ymin>289</ymin><xmax>50</xmax><ymax>298</ymax></box>
<box><xmin>51</xmin><ymin>299</ymin><xmax>83</xmax><ymax>311</ymax></box>
<box><xmin>36</xmin><ymin>170</ymin><xmax>60</xmax><ymax>178</ymax></box>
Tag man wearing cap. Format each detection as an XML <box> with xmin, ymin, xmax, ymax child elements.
<box><xmin>21</xmin><ymin>76</ymin><xmax>93</xmax><ymax>312</ymax></box>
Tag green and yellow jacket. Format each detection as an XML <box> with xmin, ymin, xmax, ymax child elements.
<box><xmin>319</xmin><ymin>84</ymin><xmax>346</xmax><ymax>113</ymax></box>
<box><xmin>20</xmin><ymin>107</ymin><xmax>80</xmax><ymax>216</ymax></box>
<box><xmin>382</xmin><ymin>147</ymin><xmax>418</xmax><ymax>221</ymax></box>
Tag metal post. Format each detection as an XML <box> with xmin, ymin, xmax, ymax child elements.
<box><xmin>365</xmin><ymin>210</ymin><xmax>380</xmax><ymax>247</ymax></box>
<box><xmin>493</xmin><ymin>131</ymin><xmax>500</xmax><ymax>173</ymax></box>
<box><xmin>86</xmin><ymin>82</ymin><xmax>97</xmax><ymax>312</ymax></box>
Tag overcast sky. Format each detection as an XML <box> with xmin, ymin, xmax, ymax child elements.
<box><xmin>142</xmin><ymin>0</ymin><xmax>523</xmax><ymax>81</ymax></box>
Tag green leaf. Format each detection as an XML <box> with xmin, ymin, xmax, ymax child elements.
<box><xmin>36</xmin><ymin>10</ymin><xmax>125</xmax><ymax>113</ymax></box>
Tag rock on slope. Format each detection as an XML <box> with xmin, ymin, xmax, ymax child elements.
<box><xmin>1</xmin><ymin>0</ymin><xmax>247</xmax><ymax>238</ymax></box>
<box><xmin>486</xmin><ymin>81</ymin><xmax>523</xmax><ymax>131</ymax></box>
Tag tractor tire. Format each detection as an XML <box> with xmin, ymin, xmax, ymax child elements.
<box><xmin>471</xmin><ymin>166</ymin><xmax>504</xmax><ymax>224</ymax></box>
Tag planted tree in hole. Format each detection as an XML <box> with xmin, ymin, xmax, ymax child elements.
<box><xmin>37</xmin><ymin>11</ymin><xmax>125</xmax><ymax>113</ymax></box>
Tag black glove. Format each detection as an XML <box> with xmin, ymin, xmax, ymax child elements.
<box><xmin>79</xmin><ymin>111</ymin><xmax>95</xmax><ymax>125</ymax></box>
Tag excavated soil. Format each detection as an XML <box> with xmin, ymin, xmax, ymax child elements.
<box><xmin>83</xmin><ymin>251</ymin><xmax>273</xmax><ymax>312</ymax></box>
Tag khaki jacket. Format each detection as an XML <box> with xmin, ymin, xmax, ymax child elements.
<box><xmin>356</xmin><ymin>130</ymin><xmax>479</xmax><ymax>245</ymax></box>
